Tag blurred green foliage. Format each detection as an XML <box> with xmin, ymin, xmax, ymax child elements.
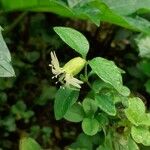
<box><xmin>0</xmin><ymin>0</ymin><xmax>150</xmax><ymax>150</ymax></box>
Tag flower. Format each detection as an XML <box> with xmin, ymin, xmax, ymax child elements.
<box><xmin>49</xmin><ymin>51</ymin><xmax>86</xmax><ymax>88</ymax></box>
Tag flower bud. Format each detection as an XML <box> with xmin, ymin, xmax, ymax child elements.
<box><xmin>63</xmin><ymin>57</ymin><xmax>86</xmax><ymax>76</ymax></box>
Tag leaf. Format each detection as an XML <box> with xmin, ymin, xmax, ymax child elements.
<box><xmin>54</xmin><ymin>88</ymin><xmax>79</xmax><ymax>120</ymax></box>
<box><xmin>96</xmin><ymin>113</ymin><xmax>109</xmax><ymax>128</ymax></box>
<box><xmin>95</xmin><ymin>93</ymin><xmax>116</xmax><ymax>116</ymax></box>
<box><xmin>82</xmin><ymin>98</ymin><xmax>97</xmax><ymax>115</ymax></box>
<box><xmin>127</xmin><ymin>136</ymin><xmax>139</xmax><ymax>150</ymax></box>
<box><xmin>0</xmin><ymin>60</ymin><xmax>15</xmax><ymax>77</ymax></box>
<box><xmin>136</xmin><ymin>34</ymin><xmax>150</xmax><ymax>58</ymax></box>
<box><xmin>89</xmin><ymin>1</ymin><xmax>150</xmax><ymax>34</ymax></box>
<box><xmin>101</xmin><ymin>0</ymin><xmax>150</xmax><ymax>15</ymax></box>
<box><xmin>145</xmin><ymin>80</ymin><xmax>150</xmax><ymax>94</ymax></box>
<box><xmin>0</xmin><ymin>27</ymin><xmax>15</xmax><ymax>77</ymax></box>
<box><xmin>19</xmin><ymin>137</ymin><xmax>42</xmax><ymax>150</ymax></box>
<box><xmin>89</xmin><ymin>57</ymin><xmax>130</xmax><ymax>96</ymax></box>
<box><xmin>131</xmin><ymin>126</ymin><xmax>150</xmax><ymax>146</ymax></box>
<box><xmin>54</xmin><ymin>27</ymin><xmax>89</xmax><ymax>58</ymax></box>
<box><xmin>97</xmin><ymin>131</ymin><xmax>114</xmax><ymax>150</ymax></box>
<box><xmin>1</xmin><ymin>0</ymin><xmax>74</xmax><ymax>17</ymax></box>
<box><xmin>82</xmin><ymin>118</ymin><xmax>99</xmax><ymax>136</ymax></box>
<box><xmin>73</xmin><ymin>4</ymin><xmax>101</xmax><ymax>26</ymax></box>
<box><xmin>70</xmin><ymin>133</ymin><xmax>93</xmax><ymax>150</ymax></box>
<box><xmin>125</xmin><ymin>97</ymin><xmax>150</xmax><ymax>126</ymax></box>
<box><xmin>67</xmin><ymin>0</ymin><xmax>82</xmax><ymax>8</ymax></box>
<box><xmin>92</xmin><ymin>80</ymin><xmax>113</xmax><ymax>93</ymax></box>
<box><xmin>137</xmin><ymin>60</ymin><xmax>150</xmax><ymax>77</ymax></box>
<box><xmin>64</xmin><ymin>103</ymin><xmax>85</xmax><ymax>122</ymax></box>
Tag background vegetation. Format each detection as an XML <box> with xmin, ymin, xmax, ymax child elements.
<box><xmin>0</xmin><ymin>0</ymin><xmax>150</xmax><ymax>149</ymax></box>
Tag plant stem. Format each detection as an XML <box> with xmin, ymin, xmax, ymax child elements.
<box><xmin>4</xmin><ymin>11</ymin><xmax>28</xmax><ymax>34</ymax></box>
<box><xmin>84</xmin><ymin>61</ymin><xmax>92</xmax><ymax>89</ymax></box>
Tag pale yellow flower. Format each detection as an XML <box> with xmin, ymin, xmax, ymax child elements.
<box><xmin>49</xmin><ymin>51</ymin><xmax>86</xmax><ymax>88</ymax></box>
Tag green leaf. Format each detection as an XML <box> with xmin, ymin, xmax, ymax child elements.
<box><xmin>137</xmin><ymin>60</ymin><xmax>150</xmax><ymax>77</ymax></box>
<box><xmin>67</xmin><ymin>0</ymin><xmax>81</xmax><ymax>8</ymax></box>
<box><xmin>70</xmin><ymin>133</ymin><xmax>93</xmax><ymax>150</ymax></box>
<box><xmin>82</xmin><ymin>118</ymin><xmax>99</xmax><ymax>136</ymax></box>
<box><xmin>11</xmin><ymin>101</ymin><xmax>34</xmax><ymax>122</ymax></box>
<box><xmin>136</xmin><ymin>34</ymin><xmax>150</xmax><ymax>58</ymax></box>
<box><xmin>64</xmin><ymin>103</ymin><xmax>85</xmax><ymax>122</ymax></box>
<box><xmin>145</xmin><ymin>80</ymin><xmax>150</xmax><ymax>94</ymax></box>
<box><xmin>96</xmin><ymin>113</ymin><xmax>109</xmax><ymax>128</ymax></box>
<box><xmin>89</xmin><ymin>57</ymin><xmax>130</xmax><ymax>96</ymax></box>
<box><xmin>131</xmin><ymin>126</ymin><xmax>150</xmax><ymax>146</ymax></box>
<box><xmin>1</xmin><ymin>0</ymin><xmax>74</xmax><ymax>17</ymax></box>
<box><xmin>0</xmin><ymin>27</ymin><xmax>15</xmax><ymax>77</ymax></box>
<box><xmin>125</xmin><ymin>97</ymin><xmax>150</xmax><ymax>126</ymax></box>
<box><xmin>92</xmin><ymin>80</ymin><xmax>113</xmax><ymax>93</ymax></box>
<box><xmin>19</xmin><ymin>137</ymin><xmax>42</xmax><ymax>150</ymax></box>
<box><xmin>89</xmin><ymin>1</ymin><xmax>150</xmax><ymax>34</ymax></box>
<box><xmin>54</xmin><ymin>27</ymin><xmax>89</xmax><ymax>58</ymax></box>
<box><xmin>97</xmin><ymin>131</ymin><xmax>114</xmax><ymax>150</ymax></box>
<box><xmin>0</xmin><ymin>60</ymin><xmax>15</xmax><ymax>77</ymax></box>
<box><xmin>73</xmin><ymin>4</ymin><xmax>101</xmax><ymax>26</ymax></box>
<box><xmin>101</xmin><ymin>0</ymin><xmax>150</xmax><ymax>15</ymax></box>
<box><xmin>95</xmin><ymin>93</ymin><xmax>116</xmax><ymax>116</ymax></box>
<box><xmin>54</xmin><ymin>88</ymin><xmax>79</xmax><ymax>120</ymax></box>
<box><xmin>127</xmin><ymin>136</ymin><xmax>139</xmax><ymax>150</ymax></box>
<box><xmin>82</xmin><ymin>98</ymin><xmax>97</xmax><ymax>115</ymax></box>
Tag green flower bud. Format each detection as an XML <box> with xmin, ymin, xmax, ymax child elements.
<box><xmin>50</xmin><ymin>52</ymin><xmax>86</xmax><ymax>88</ymax></box>
<box><xmin>63</xmin><ymin>57</ymin><xmax>86</xmax><ymax>76</ymax></box>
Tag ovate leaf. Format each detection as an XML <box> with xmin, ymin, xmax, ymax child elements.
<box><xmin>89</xmin><ymin>57</ymin><xmax>130</xmax><ymax>96</ymax></box>
<box><xmin>54</xmin><ymin>88</ymin><xmax>79</xmax><ymax>120</ymax></box>
<box><xmin>125</xmin><ymin>97</ymin><xmax>150</xmax><ymax>126</ymax></box>
<box><xmin>19</xmin><ymin>137</ymin><xmax>42</xmax><ymax>150</ymax></box>
<box><xmin>82</xmin><ymin>98</ymin><xmax>97</xmax><ymax>115</ymax></box>
<box><xmin>131</xmin><ymin>126</ymin><xmax>150</xmax><ymax>146</ymax></box>
<box><xmin>0</xmin><ymin>26</ymin><xmax>15</xmax><ymax>77</ymax></box>
<box><xmin>54</xmin><ymin>27</ymin><xmax>89</xmax><ymax>58</ymax></box>
<box><xmin>95</xmin><ymin>93</ymin><xmax>116</xmax><ymax>116</ymax></box>
<box><xmin>82</xmin><ymin>118</ymin><xmax>99</xmax><ymax>136</ymax></box>
<box><xmin>64</xmin><ymin>103</ymin><xmax>85</xmax><ymax>122</ymax></box>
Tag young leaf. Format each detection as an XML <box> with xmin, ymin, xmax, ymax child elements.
<box><xmin>95</xmin><ymin>93</ymin><xmax>116</xmax><ymax>116</ymax></box>
<box><xmin>54</xmin><ymin>88</ymin><xmax>79</xmax><ymax>120</ymax></box>
<box><xmin>19</xmin><ymin>137</ymin><xmax>42</xmax><ymax>150</ymax></box>
<box><xmin>54</xmin><ymin>27</ymin><xmax>89</xmax><ymax>58</ymax></box>
<box><xmin>131</xmin><ymin>126</ymin><xmax>150</xmax><ymax>146</ymax></box>
<box><xmin>64</xmin><ymin>103</ymin><xmax>85</xmax><ymax>122</ymax></box>
<box><xmin>0</xmin><ymin>26</ymin><xmax>15</xmax><ymax>77</ymax></box>
<box><xmin>125</xmin><ymin>97</ymin><xmax>150</xmax><ymax>126</ymax></box>
<box><xmin>82</xmin><ymin>98</ymin><xmax>97</xmax><ymax>115</ymax></box>
<box><xmin>82</xmin><ymin>118</ymin><xmax>99</xmax><ymax>136</ymax></box>
<box><xmin>89</xmin><ymin>57</ymin><xmax>130</xmax><ymax>96</ymax></box>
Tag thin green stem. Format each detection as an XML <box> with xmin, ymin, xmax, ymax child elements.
<box><xmin>4</xmin><ymin>11</ymin><xmax>28</xmax><ymax>34</ymax></box>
